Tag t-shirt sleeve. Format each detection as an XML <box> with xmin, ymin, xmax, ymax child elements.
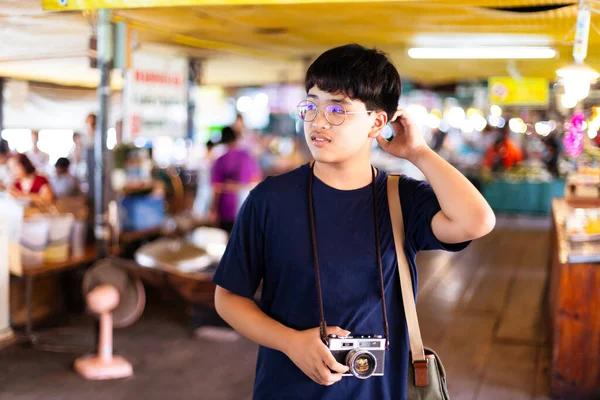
<box><xmin>212</xmin><ymin>190</ymin><xmax>264</xmax><ymax>298</ymax></box>
<box><xmin>399</xmin><ymin>176</ymin><xmax>471</xmax><ymax>253</ymax></box>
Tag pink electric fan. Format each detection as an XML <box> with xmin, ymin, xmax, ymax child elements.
<box><xmin>74</xmin><ymin>260</ymin><xmax>145</xmax><ymax>380</ymax></box>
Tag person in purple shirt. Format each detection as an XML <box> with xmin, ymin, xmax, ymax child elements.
<box><xmin>211</xmin><ymin>126</ymin><xmax>261</xmax><ymax>232</ymax></box>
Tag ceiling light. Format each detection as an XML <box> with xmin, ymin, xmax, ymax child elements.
<box><xmin>490</xmin><ymin>105</ymin><xmax>502</xmax><ymax>117</ymax></box>
<box><xmin>557</xmin><ymin>63</ymin><xmax>599</xmax><ymax>101</ymax></box>
<box><xmin>446</xmin><ymin>107</ymin><xmax>465</xmax><ymax>128</ymax></box>
<box><xmin>426</xmin><ymin>114</ymin><xmax>441</xmax><ymax>129</ymax></box>
<box><xmin>411</xmin><ymin>34</ymin><xmax>553</xmax><ymax>47</ymax></box>
<box><xmin>471</xmin><ymin>114</ymin><xmax>487</xmax><ymax>132</ymax></box>
<box><xmin>407</xmin><ymin>47</ymin><xmax>556</xmax><ymax>60</ymax></box>
<box><xmin>561</xmin><ymin>94</ymin><xmax>578</xmax><ymax>109</ymax></box>
<box><xmin>236</xmin><ymin>96</ymin><xmax>253</xmax><ymax>113</ymax></box>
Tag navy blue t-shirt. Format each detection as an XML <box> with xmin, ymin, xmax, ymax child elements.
<box><xmin>213</xmin><ymin>163</ymin><xmax>469</xmax><ymax>400</ymax></box>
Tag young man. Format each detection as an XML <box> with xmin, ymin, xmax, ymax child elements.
<box><xmin>213</xmin><ymin>44</ymin><xmax>495</xmax><ymax>399</ymax></box>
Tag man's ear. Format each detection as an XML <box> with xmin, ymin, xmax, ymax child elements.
<box><xmin>368</xmin><ymin>111</ymin><xmax>388</xmax><ymax>138</ymax></box>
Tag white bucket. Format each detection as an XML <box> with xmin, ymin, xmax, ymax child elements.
<box><xmin>0</xmin><ymin>196</ymin><xmax>25</xmax><ymax>274</ymax></box>
<box><xmin>20</xmin><ymin>219</ymin><xmax>50</xmax><ymax>266</ymax></box>
<box><xmin>45</xmin><ymin>214</ymin><xmax>75</xmax><ymax>263</ymax></box>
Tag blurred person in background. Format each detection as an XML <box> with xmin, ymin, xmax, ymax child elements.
<box><xmin>51</xmin><ymin>157</ymin><xmax>80</xmax><ymax>198</ymax></box>
<box><xmin>233</xmin><ymin>113</ymin><xmax>263</xmax><ymax>158</ymax></box>
<box><xmin>193</xmin><ymin>140</ymin><xmax>216</xmax><ymax>220</ymax></box>
<box><xmin>69</xmin><ymin>132</ymin><xmax>85</xmax><ymax>165</ymax></box>
<box><xmin>69</xmin><ymin>132</ymin><xmax>88</xmax><ymax>184</ymax></box>
<box><xmin>542</xmin><ymin>135</ymin><xmax>560</xmax><ymax>177</ymax></box>
<box><xmin>210</xmin><ymin>126</ymin><xmax>261</xmax><ymax>233</ymax></box>
<box><xmin>232</xmin><ymin>113</ymin><xmax>245</xmax><ymax>137</ymax></box>
<box><xmin>85</xmin><ymin>113</ymin><xmax>97</xmax><ymax>140</ymax></box>
<box><xmin>430</xmin><ymin>127</ymin><xmax>447</xmax><ymax>153</ymax></box>
<box><xmin>483</xmin><ymin>125</ymin><xmax>523</xmax><ymax>172</ymax></box>
<box><xmin>8</xmin><ymin>153</ymin><xmax>53</xmax><ymax>207</ymax></box>
<box><xmin>26</xmin><ymin>130</ymin><xmax>50</xmax><ymax>174</ymax></box>
<box><xmin>0</xmin><ymin>139</ymin><xmax>11</xmax><ymax>190</ymax></box>
<box><xmin>82</xmin><ymin>113</ymin><xmax>97</xmax><ymax>193</ymax></box>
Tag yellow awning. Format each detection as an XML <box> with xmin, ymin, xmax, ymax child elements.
<box><xmin>6</xmin><ymin>1</ymin><xmax>596</xmax><ymax>86</ymax></box>
<box><xmin>43</xmin><ymin>0</ymin><xmax>418</xmax><ymax>11</ymax></box>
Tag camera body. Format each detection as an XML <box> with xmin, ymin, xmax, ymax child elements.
<box><xmin>328</xmin><ymin>334</ymin><xmax>386</xmax><ymax>379</ymax></box>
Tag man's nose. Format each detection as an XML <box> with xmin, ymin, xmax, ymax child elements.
<box><xmin>312</xmin><ymin>109</ymin><xmax>330</xmax><ymax>129</ymax></box>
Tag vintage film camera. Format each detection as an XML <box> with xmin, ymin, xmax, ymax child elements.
<box><xmin>328</xmin><ymin>334</ymin><xmax>386</xmax><ymax>379</ymax></box>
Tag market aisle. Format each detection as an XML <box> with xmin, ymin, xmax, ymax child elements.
<box><xmin>0</xmin><ymin>215</ymin><xmax>552</xmax><ymax>400</ymax></box>
<box><xmin>417</xmin><ymin>215</ymin><xmax>551</xmax><ymax>400</ymax></box>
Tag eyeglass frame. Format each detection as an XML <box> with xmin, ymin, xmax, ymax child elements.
<box><xmin>297</xmin><ymin>100</ymin><xmax>374</xmax><ymax>126</ymax></box>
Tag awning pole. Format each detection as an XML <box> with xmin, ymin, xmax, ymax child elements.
<box><xmin>95</xmin><ymin>9</ymin><xmax>113</xmax><ymax>257</ymax></box>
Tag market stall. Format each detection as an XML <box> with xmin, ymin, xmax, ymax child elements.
<box><xmin>548</xmin><ymin>199</ymin><xmax>600</xmax><ymax>399</ymax></box>
<box><xmin>482</xmin><ymin>165</ymin><xmax>566</xmax><ymax>215</ymax></box>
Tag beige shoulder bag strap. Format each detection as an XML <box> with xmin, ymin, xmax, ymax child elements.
<box><xmin>387</xmin><ymin>175</ymin><xmax>429</xmax><ymax>386</ymax></box>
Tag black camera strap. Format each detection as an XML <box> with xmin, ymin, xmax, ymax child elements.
<box><xmin>308</xmin><ymin>162</ymin><xmax>390</xmax><ymax>350</ymax></box>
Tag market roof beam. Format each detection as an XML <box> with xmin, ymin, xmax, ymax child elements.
<box><xmin>42</xmin><ymin>0</ymin><xmax>420</xmax><ymax>12</ymax></box>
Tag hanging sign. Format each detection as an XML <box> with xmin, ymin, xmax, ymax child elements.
<box><xmin>123</xmin><ymin>51</ymin><xmax>188</xmax><ymax>142</ymax></box>
<box><xmin>573</xmin><ymin>8</ymin><xmax>591</xmax><ymax>63</ymax></box>
<box><xmin>488</xmin><ymin>77</ymin><xmax>549</xmax><ymax>106</ymax></box>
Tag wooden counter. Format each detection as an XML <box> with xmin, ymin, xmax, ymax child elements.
<box><xmin>10</xmin><ymin>246</ymin><xmax>100</xmax><ymax>334</ymax></box>
<box><xmin>18</xmin><ymin>246</ymin><xmax>98</xmax><ymax>277</ymax></box>
<box><xmin>549</xmin><ymin>199</ymin><xmax>600</xmax><ymax>400</ymax></box>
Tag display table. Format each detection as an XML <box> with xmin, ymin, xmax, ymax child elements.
<box><xmin>10</xmin><ymin>246</ymin><xmax>99</xmax><ymax>339</ymax></box>
<box><xmin>483</xmin><ymin>179</ymin><xmax>565</xmax><ymax>214</ymax></box>
<box><xmin>548</xmin><ymin>199</ymin><xmax>600</xmax><ymax>399</ymax></box>
<box><xmin>133</xmin><ymin>238</ymin><xmax>217</xmax><ymax>307</ymax></box>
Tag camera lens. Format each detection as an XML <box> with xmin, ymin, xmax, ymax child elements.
<box><xmin>346</xmin><ymin>349</ymin><xmax>377</xmax><ymax>379</ymax></box>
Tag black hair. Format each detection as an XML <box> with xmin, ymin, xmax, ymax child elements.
<box><xmin>12</xmin><ymin>153</ymin><xmax>36</xmax><ymax>175</ymax></box>
<box><xmin>305</xmin><ymin>44</ymin><xmax>402</xmax><ymax>120</ymax></box>
<box><xmin>206</xmin><ymin>140</ymin><xmax>215</xmax><ymax>150</ymax></box>
<box><xmin>220</xmin><ymin>126</ymin><xmax>237</xmax><ymax>145</ymax></box>
<box><xmin>55</xmin><ymin>157</ymin><xmax>70</xmax><ymax>169</ymax></box>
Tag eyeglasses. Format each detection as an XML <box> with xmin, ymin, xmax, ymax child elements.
<box><xmin>297</xmin><ymin>100</ymin><xmax>373</xmax><ymax>126</ymax></box>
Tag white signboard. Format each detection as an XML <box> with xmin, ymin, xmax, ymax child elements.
<box><xmin>123</xmin><ymin>51</ymin><xmax>188</xmax><ymax>142</ymax></box>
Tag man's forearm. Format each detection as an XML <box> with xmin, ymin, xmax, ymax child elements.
<box><xmin>409</xmin><ymin>147</ymin><xmax>495</xmax><ymax>239</ymax></box>
<box><xmin>214</xmin><ymin>286</ymin><xmax>296</xmax><ymax>354</ymax></box>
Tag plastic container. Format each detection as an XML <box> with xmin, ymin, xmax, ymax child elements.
<box><xmin>20</xmin><ymin>218</ymin><xmax>50</xmax><ymax>266</ymax></box>
<box><xmin>71</xmin><ymin>219</ymin><xmax>87</xmax><ymax>258</ymax></box>
<box><xmin>44</xmin><ymin>214</ymin><xmax>74</xmax><ymax>263</ymax></box>
<box><xmin>0</xmin><ymin>196</ymin><xmax>25</xmax><ymax>275</ymax></box>
<box><xmin>21</xmin><ymin>214</ymin><xmax>75</xmax><ymax>264</ymax></box>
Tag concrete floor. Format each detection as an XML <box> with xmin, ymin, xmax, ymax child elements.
<box><xmin>0</xmin><ymin>215</ymin><xmax>554</xmax><ymax>400</ymax></box>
